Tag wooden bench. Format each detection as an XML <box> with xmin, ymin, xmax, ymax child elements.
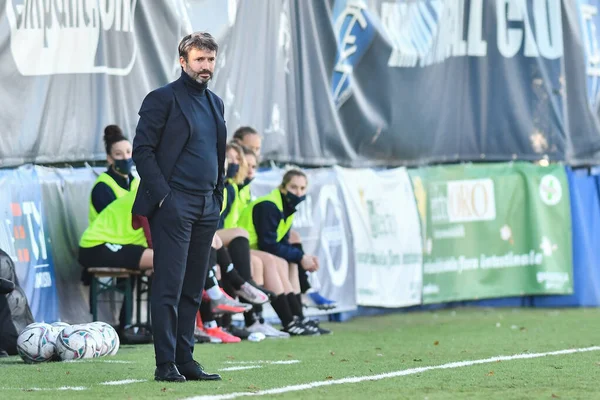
<box><xmin>87</xmin><ymin>268</ymin><xmax>143</xmax><ymax>326</ymax></box>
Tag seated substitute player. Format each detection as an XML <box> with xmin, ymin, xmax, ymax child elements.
<box><xmin>237</xmin><ymin>169</ymin><xmax>331</xmax><ymax>335</ymax></box>
<box><xmin>238</xmin><ymin>141</ymin><xmax>336</xmax><ymax>310</ymax></box>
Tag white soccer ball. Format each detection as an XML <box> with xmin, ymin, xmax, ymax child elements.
<box><xmin>84</xmin><ymin>324</ymin><xmax>107</xmax><ymax>357</ymax></box>
<box><xmin>90</xmin><ymin>322</ymin><xmax>119</xmax><ymax>356</ymax></box>
<box><xmin>49</xmin><ymin>322</ymin><xmax>70</xmax><ymax>360</ymax></box>
<box><xmin>17</xmin><ymin>323</ymin><xmax>56</xmax><ymax>363</ymax></box>
<box><xmin>55</xmin><ymin>325</ymin><xmax>98</xmax><ymax>360</ymax></box>
<box><xmin>50</xmin><ymin>322</ymin><xmax>70</xmax><ymax>331</ymax></box>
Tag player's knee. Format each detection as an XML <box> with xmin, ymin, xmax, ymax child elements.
<box><xmin>232</xmin><ymin>227</ymin><xmax>249</xmax><ymax>239</ymax></box>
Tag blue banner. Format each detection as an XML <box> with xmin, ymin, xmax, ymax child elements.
<box><xmin>0</xmin><ymin>167</ymin><xmax>59</xmax><ymax>322</ymax></box>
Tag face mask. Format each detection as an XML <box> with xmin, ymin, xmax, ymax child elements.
<box><xmin>226</xmin><ymin>163</ymin><xmax>240</xmax><ymax>179</ymax></box>
<box><xmin>242</xmin><ymin>177</ymin><xmax>254</xmax><ymax>187</ymax></box>
<box><xmin>114</xmin><ymin>158</ymin><xmax>134</xmax><ymax>175</ymax></box>
<box><xmin>285</xmin><ymin>192</ymin><xmax>306</xmax><ymax>208</ymax></box>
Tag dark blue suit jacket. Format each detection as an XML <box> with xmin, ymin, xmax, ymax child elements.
<box><xmin>132</xmin><ymin>73</ymin><xmax>227</xmax><ymax>217</ymax></box>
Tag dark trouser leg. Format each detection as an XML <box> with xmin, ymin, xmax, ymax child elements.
<box><xmin>175</xmin><ymin>196</ymin><xmax>219</xmax><ymax>364</ymax></box>
<box><xmin>149</xmin><ymin>192</ymin><xmax>193</xmax><ymax>366</ymax></box>
<box><xmin>0</xmin><ymin>293</ymin><xmax>18</xmax><ymax>355</ymax></box>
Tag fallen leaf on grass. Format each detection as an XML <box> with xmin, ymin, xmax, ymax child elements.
<box><xmin>248</xmin><ymin>385</ymin><xmax>259</xmax><ymax>391</ymax></box>
<box><xmin>413</xmin><ymin>358</ymin><xmax>422</xmax><ymax>362</ymax></box>
<box><xmin>330</xmin><ymin>351</ymin><xmax>335</xmax><ymax>356</ymax></box>
<box><xmin>375</xmin><ymin>347</ymin><xmax>382</xmax><ymax>350</ymax></box>
<box><xmin>287</xmin><ymin>354</ymin><xmax>294</xmax><ymax>358</ymax></box>
<box><xmin>551</xmin><ymin>366</ymin><xmax>563</xmax><ymax>370</ymax></box>
<box><xmin>161</xmin><ymin>388</ymin><xmax>167</xmax><ymax>392</ymax></box>
<box><xmin>486</xmin><ymin>371</ymin><xmax>494</xmax><ymax>376</ymax></box>
<box><xmin>551</xmin><ymin>394</ymin><xmax>560</xmax><ymax>398</ymax></box>
<box><xmin>340</xmin><ymin>359</ymin><xmax>349</xmax><ymax>362</ymax></box>
<box><xmin>326</xmin><ymin>376</ymin><xmax>333</xmax><ymax>380</ymax></box>
<box><xmin>226</xmin><ymin>356</ymin><xmax>235</xmax><ymax>360</ymax></box>
<box><xmin>520</xmin><ymin>327</ymin><xmax>527</xmax><ymax>331</ymax></box>
<box><xmin>66</xmin><ymin>371</ymin><xmax>70</xmax><ymax>375</ymax></box>
<box><xmin>434</xmin><ymin>341</ymin><xmax>439</xmax><ymax>346</ymax></box>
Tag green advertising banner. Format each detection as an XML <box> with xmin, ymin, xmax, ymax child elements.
<box><xmin>410</xmin><ymin>163</ymin><xmax>573</xmax><ymax>304</ymax></box>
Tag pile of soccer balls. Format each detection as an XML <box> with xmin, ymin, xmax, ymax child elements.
<box><xmin>16</xmin><ymin>321</ymin><xmax>120</xmax><ymax>363</ymax></box>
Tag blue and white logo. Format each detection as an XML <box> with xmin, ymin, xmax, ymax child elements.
<box><xmin>331</xmin><ymin>0</ymin><xmax>376</xmax><ymax>109</ymax></box>
<box><xmin>578</xmin><ymin>0</ymin><xmax>600</xmax><ymax>107</ymax></box>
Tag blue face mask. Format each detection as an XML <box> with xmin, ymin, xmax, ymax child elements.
<box><xmin>226</xmin><ymin>163</ymin><xmax>240</xmax><ymax>179</ymax></box>
<box><xmin>114</xmin><ymin>158</ymin><xmax>134</xmax><ymax>175</ymax></box>
<box><xmin>242</xmin><ymin>177</ymin><xmax>253</xmax><ymax>187</ymax></box>
<box><xmin>285</xmin><ymin>192</ymin><xmax>306</xmax><ymax>208</ymax></box>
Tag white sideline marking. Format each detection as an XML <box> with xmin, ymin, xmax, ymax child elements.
<box><xmin>100</xmin><ymin>360</ymin><xmax>135</xmax><ymax>364</ymax></box>
<box><xmin>64</xmin><ymin>359</ymin><xmax>134</xmax><ymax>364</ymax></box>
<box><xmin>269</xmin><ymin>360</ymin><xmax>300</xmax><ymax>365</ymax></box>
<box><xmin>7</xmin><ymin>386</ymin><xmax>89</xmax><ymax>391</ymax></box>
<box><xmin>187</xmin><ymin>346</ymin><xmax>600</xmax><ymax>400</ymax></box>
<box><xmin>223</xmin><ymin>360</ymin><xmax>300</xmax><ymax>365</ymax></box>
<box><xmin>101</xmin><ymin>379</ymin><xmax>147</xmax><ymax>385</ymax></box>
<box><xmin>219</xmin><ymin>366</ymin><xmax>262</xmax><ymax>372</ymax></box>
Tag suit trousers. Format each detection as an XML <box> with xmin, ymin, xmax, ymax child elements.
<box><xmin>149</xmin><ymin>188</ymin><xmax>219</xmax><ymax>366</ymax></box>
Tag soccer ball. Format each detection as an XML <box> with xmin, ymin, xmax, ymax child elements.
<box><xmin>90</xmin><ymin>322</ymin><xmax>119</xmax><ymax>356</ymax></box>
<box><xmin>83</xmin><ymin>324</ymin><xmax>105</xmax><ymax>357</ymax></box>
<box><xmin>17</xmin><ymin>323</ymin><xmax>56</xmax><ymax>363</ymax></box>
<box><xmin>55</xmin><ymin>325</ymin><xmax>98</xmax><ymax>360</ymax></box>
<box><xmin>48</xmin><ymin>322</ymin><xmax>71</xmax><ymax>360</ymax></box>
<box><xmin>50</xmin><ymin>322</ymin><xmax>70</xmax><ymax>331</ymax></box>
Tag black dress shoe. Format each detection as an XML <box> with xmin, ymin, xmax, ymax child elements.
<box><xmin>154</xmin><ymin>362</ymin><xmax>186</xmax><ymax>382</ymax></box>
<box><xmin>177</xmin><ymin>360</ymin><xmax>221</xmax><ymax>381</ymax></box>
<box><xmin>0</xmin><ymin>278</ymin><xmax>15</xmax><ymax>295</ymax></box>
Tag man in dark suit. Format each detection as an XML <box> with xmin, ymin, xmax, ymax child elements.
<box><xmin>132</xmin><ymin>32</ymin><xmax>225</xmax><ymax>383</ymax></box>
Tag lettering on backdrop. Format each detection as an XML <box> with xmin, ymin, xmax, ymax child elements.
<box><xmin>579</xmin><ymin>1</ymin><xmax>600</xmax><ymax>107</ymax></box>
<box><xmin>331</xmin><ymin>0</ymin><xmax>377</xmax><ymax>108</ymax></box>
<box><xmin>446</xmin><ymin>179</ymin><xmax>496</xmax><ymax>223</ymax></box>
<box><xmin>430</xmin><ymin>179</ymin><xmax>496</xmax><ymax>224</ymax></box>
<box><xmin>381</xmin><ymin>0</ymin><xmax>563</xmax><ymax>68</ymax></box>
<box><xmin>6</xmin><ymin>0</ymin><xmax>139</xmax><ymax>76</ymax></box>
<box><xmin>11</xmin><ymin>201</ymin><xmax>53</xmax><ymax>289</ymax></box>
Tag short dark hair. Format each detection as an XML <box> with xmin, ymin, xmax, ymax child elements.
<box><xmin>178</xmin><ymin>32</ymin><xmax>218</xmax><ymax>61</ymax></box>
<box><xmin>233</xmin><ymin>126</ymin><xmax>259</xmax><ymax>141</ymax></box>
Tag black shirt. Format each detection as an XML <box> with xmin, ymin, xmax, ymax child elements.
<box><xmin>169</xmin><ymin>73</ymin><xmax>219</xmax><ymax>195</ymax></box>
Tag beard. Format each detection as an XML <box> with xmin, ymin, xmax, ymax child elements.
<box><xmin>184</xmin><ymin>65</ymin><xmax>212</xmax><ymax>84</ymax></box>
